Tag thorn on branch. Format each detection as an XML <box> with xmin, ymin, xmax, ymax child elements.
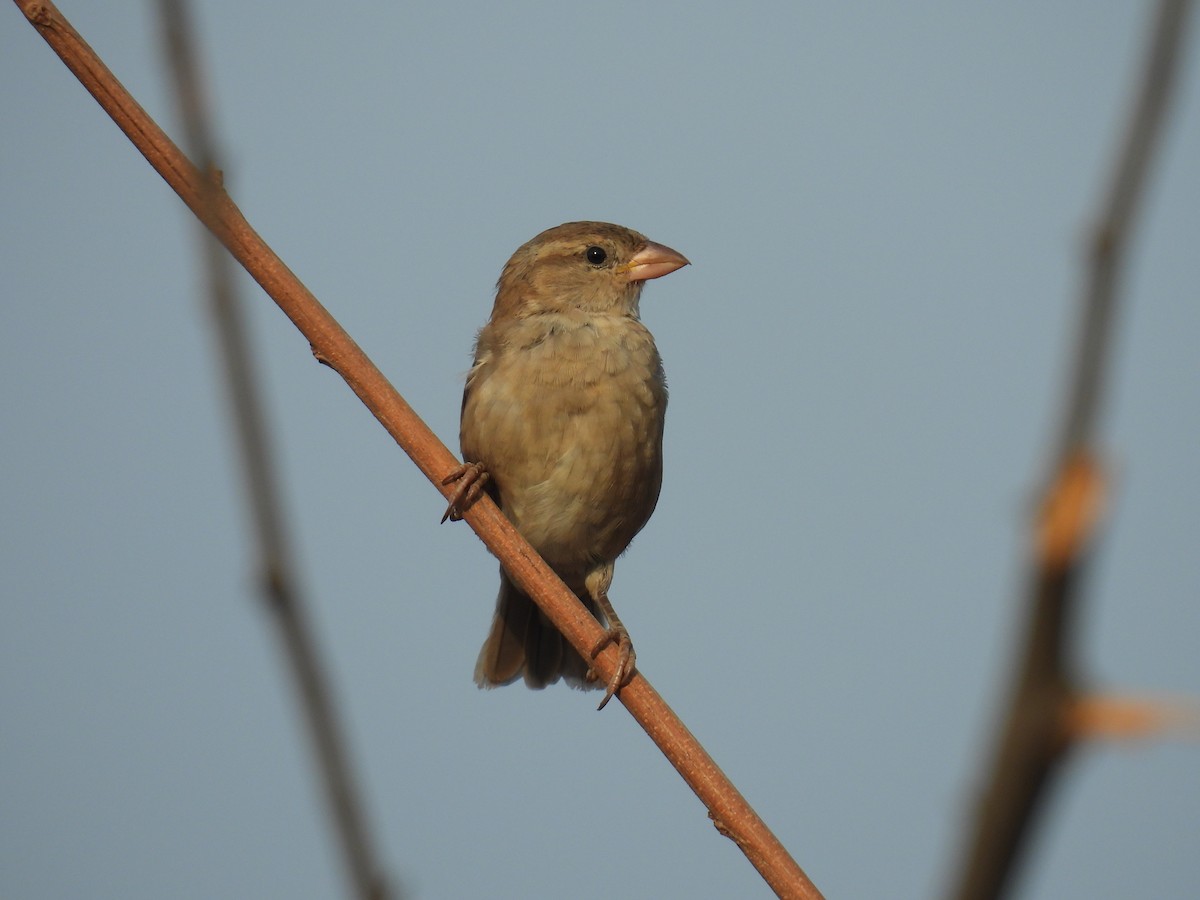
<box><xmin>311</xmin><ymin>344</ymin><xmax>334</xmax><ymax>368</ymax></box>
<box><xmin>1036</xmin><ymin>451</ymin><xmax>1105</xmax><ymax>570</ymax></box>
<box><xmin>1063</xmin><ymin>693</ymin><xmax>1200</xmax><ymax>742</ymax></box>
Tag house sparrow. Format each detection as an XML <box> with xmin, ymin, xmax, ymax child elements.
<box><xmin>443</xmin><ymin>222</ymin><xmax>688</xmax><ymax>708</ymax></box>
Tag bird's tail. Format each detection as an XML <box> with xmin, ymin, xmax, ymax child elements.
<box><xmin>474</xmin><ymin>570</ymin><xmax>599</xmax><ymax>690</ymax></box>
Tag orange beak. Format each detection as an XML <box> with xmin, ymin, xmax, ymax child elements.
<box><xmin>621</xmin><ymin>240</ymin><xmax>690</xmax><ymax>282</ymax></box>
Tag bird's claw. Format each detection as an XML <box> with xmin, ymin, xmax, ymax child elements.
<box><xmin>588</xmin><ymin>626</ymin><xmax>636</xmax><ymax>711</ymax></box>
<box><xmin>440</xmin><ymin>462</ymin><xmax>489</xmax><ymax>523</ymax></box>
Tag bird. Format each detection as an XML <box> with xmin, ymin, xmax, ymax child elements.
<box><xmin>442</xmin><ymin>221</ymin><xmax>688</xmax><ymax>709</ymax></box>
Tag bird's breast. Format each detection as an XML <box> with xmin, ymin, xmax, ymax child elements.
<box><xmin>461</xmin><ymin>314</ymin><xmax>667</xmax><ymax>570</ymax></box>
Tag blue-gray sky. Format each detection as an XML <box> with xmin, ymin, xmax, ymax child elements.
<box><xmin>3</xmin><ymin>4</ymin><xmax>1198</xmax><ymax>898</ymax></box>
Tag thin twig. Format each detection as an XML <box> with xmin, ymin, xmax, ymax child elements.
<box><xmin>948</xmin><ymin>3</ymin><xmax>1193</xmax><ymax>899</ymax></box>
<box><xmin>153</xmin><ymin>2</ymin><xmax>391</xmax><ymax>898</ymax></box>
<box><xmin>1055</xmin><ymin>0</ymin><xmax>1193</xmax><ymax>462</ymax></box>
<box><xmin>12</xmin><ymin>2</ymin><xmax>823</xmax><ymax>897</ymax></box>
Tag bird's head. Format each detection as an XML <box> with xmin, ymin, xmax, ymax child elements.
<box><xmin>492</xmin><ymin>221</ymin><xmax>688</xmax><ymax>321</ymax></box>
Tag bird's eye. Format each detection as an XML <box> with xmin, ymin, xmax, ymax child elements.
<box><xmin>585</xmin><ymin>246</ymin><xmax>607</xmax><ymax>265</ymax></box>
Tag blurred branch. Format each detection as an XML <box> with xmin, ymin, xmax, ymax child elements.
<box><xmin>153</xmin><ymin>2</ymin><xmax>392</xmax><ymax>899</ymax></box>
<box><xmin>12</xmin><ymin>2</ymin><xmax>823</xmax><ymax>897</ymax></box>
<box><xmin>949</xmin><ymin>3</ymin><xmax>1193</xmax><ymax>899</ymax></box>
<box><xmin>1055</xmin><ymin>0</ymin><xmax>1193</xmax><ymax>461</ymax></box>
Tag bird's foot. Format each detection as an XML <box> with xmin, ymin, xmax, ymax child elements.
<box><xmin>440</xmin><ymin>462</ymin><xmax>489</xmax><ymax>523</ymax></box>
<box><xmin>588</xmin><ymin>625</ymin><xmax>636</xmax><ymax>711</ymax></box>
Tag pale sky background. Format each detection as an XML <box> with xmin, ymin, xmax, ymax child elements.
<box><xmin>3</xmin><ymin>4</ymin><xmax>1198</xmax><ymax>899</ymax></box>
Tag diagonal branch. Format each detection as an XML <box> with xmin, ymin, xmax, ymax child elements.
<box><xmin>12</xmin><ymin>2</ymin><xmax>823</xmax><ymax>897</ymax></box>
<box><xmin>1055</xmin><ymin>0</ymin><xmax>1193</xmax><ymax>461</ymax></box>
<box><xmin>154</xmin><ymin>2</ymin><xmax>392</xmax><ymax>898</ymax></box>
<box><xmin>948</xmin><ymin>3</ymin><xmax>1193</xmax><ymax>899</ymax></box>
